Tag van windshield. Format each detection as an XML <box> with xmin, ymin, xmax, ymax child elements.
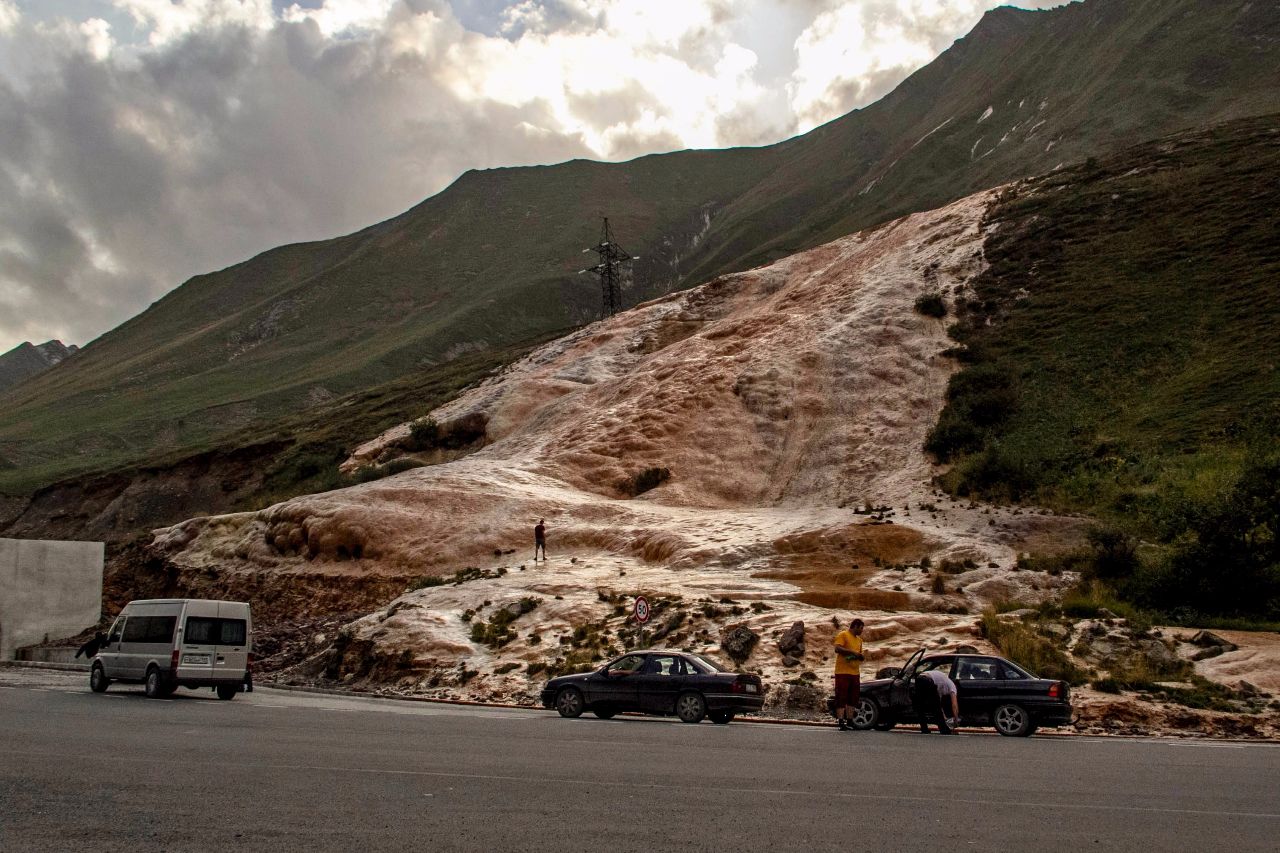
<box><xmin>185</xmin><ymin>617</ymin><xmax>248</xmax><ymax>646</ymax></box>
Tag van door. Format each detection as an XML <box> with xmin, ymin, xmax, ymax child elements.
<box><xmin>99</xmin><ymin>615</ymin><xmax>127</xmax><ymax>678</ymax></box>
<box><xmin>180</xmin><ymin>604</ymin><xmax>220</xmax><ymax>683</ymax></box>
<box><xmin>212</xmin><ymin>603</ymin><xmax>250</xmax><ymax>683</ymax></box>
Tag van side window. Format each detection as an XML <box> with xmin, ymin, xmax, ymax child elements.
<box><xmin>145</xmin><ymin>616</ymin><xmax>176</xmax><ymax>644</ymax></box>
<box><xmin>121</xmin><ymin>616</ymin><xmax>178</xmax><ymax>644</ymax></box>
<box><xmin>186</xmin><ymin>617</ymin><xmax>217</xmax><ymax>644</ymax></box>
<box><xmin>122</xmin><ymin>617</ymin><xmax>147</xmax><ymax>643</ymax></box>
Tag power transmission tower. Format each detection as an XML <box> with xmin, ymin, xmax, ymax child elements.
<box><xmin>579</xmin><ymin>217</ymin><xmax>638</xmax><ymax>320</ymax></box>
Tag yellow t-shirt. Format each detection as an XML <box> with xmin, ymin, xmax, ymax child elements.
<box><xmin>833</xmin><ymin>631</ymin><xmax>863</xmax><ymax>676</ymax></box>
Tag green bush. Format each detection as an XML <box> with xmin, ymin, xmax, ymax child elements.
<box><xmin>407</xmin><ymin>418</ymin><xmax>440</xmax><ymax>450</ymax></box>
<box><xmin>914</xmin><ymin>292</ymin><xmax>947</xmax><ymax>318</ymax></box>
<box><xmin>981</xmin><ymin>611</ymin><xmax>1089</xmax><ymax>685</ymax></box>
<box><xmin>1127</xmin><ymin>455</ymin><xmax>1280</xmax><ymax>620</ymax></box>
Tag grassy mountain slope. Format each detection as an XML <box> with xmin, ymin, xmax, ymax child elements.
<box><xmin>928</xmin><ymin>113</ymin><xmax>1280</xmax><ymax>619</ymax></box>
<box><xmin>3</xmin><ymin>0</ymin><xmax>1279</xmax><ymax>497</ymax></box>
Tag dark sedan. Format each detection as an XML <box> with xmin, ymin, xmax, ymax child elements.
<box><xmin>541</xmin><ymin>649</ymin><xmax>764</xmax><ymax>724</ymax></box>
<box><xmin>843</xmin><ymin>649</ymin><xmax>1074</xmax><ymax>736</ymax></box>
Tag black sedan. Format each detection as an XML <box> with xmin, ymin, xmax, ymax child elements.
<box><xmin>541</xmin><ymin>649</ymin><xmax>764</xmax><ymax>724</ymax></box>
<box><xmin>843</xmin><ymin>649</ymin><xmax>1074</xmax><ymax>736</ymax></box>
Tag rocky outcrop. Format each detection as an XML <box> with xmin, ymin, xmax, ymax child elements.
<box><xmin>0</xmin><ymin>340</ymin><xmax>78</xmax><ymax>395</ymax></box>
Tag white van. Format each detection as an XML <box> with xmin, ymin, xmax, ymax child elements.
<box><xmin>90</xmin><ymin>599</ymin><xmax>253</xmax><ymax>700</ymax></box>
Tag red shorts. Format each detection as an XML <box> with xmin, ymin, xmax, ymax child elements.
<box><xmin>834</xmin><ymin>674</ymin><xmax>860</xmax><ymax>708</ymax></box>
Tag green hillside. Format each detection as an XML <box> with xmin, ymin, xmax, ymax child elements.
<box><xmin>2</xmin><ymin>0</ymin><xmax>1279</xmax><ymax>498</ymax></box>
<box><xmin>928</xmin><ymin>114</ymin><xmax>1280</xmax><ymax>620</ymax></box>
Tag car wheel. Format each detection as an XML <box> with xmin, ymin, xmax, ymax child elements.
<box><xmin>216</xmin><ymin>684</ymin><xmax>238</xmax><ymax>700</ymax></box>
<box><xmin>994</xmin><ymin>703</ymin><xmax>1033</xmax><ymax>737</ymax></box>
<box><xmin>676</xmin><ymin>691</ymin><xmax>706</xmax><ymax>724</ymax></box>
<box><xmin>555</xmin><ymin>687</ymin><xmax>585</xmax><ymax>718</ymax></box>
<box><xmin>144</xmin><ymin>667</ymin><xmax>166</xmax><ymax>699</ymax></box>
<box><xmin>850</xmin><ymin>697</ymin><xmax>880</xmax><ymax>730</ymax></box>
<box><xmin>593</xmin><ymin>708</ymin><xmax>616</xmax><ymax>720</ymax></box>
<box><xmin>708</xmin><ymin>711</ymin><xmax>735</xmax><ymax>725</ymax></box>
<box><xmin>90</xmin><ymin>663</ymin><xmax>110</xmax><ymax>693</ymax></box>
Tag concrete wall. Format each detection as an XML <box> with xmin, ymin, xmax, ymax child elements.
<box><xmin>0</xmin><ymin>538</ymin><xmax>104</xmax><ymax>659</ymax></box>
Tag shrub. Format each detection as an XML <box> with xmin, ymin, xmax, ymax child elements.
<box><xmin>1129</xmin><ymin>454</ymin><xmax>1280</xmax><ymax>620</ymax></box>
<box><xmin>407</xmin><ymin>418</ymin><xmax>440</xmax><ymax>450</ymax></box>
<box><xmin>980</xmin><ymin>611</ymin><xmax>1089</xmax><ymax>685</ymax></box>
<box><xmin>1085</xmin><ymin>526</ymin><xmax>1139</xmax><ymax>580</ymax></box>
<box><xmin>914</xmin><ymin>292</ymin><xmax>947</xmax><ymax>318</ymax></box>
<box><xmin>931</xmin><ymin>574</ymin><xmax>946</xmax><ymax>594</ymax></box>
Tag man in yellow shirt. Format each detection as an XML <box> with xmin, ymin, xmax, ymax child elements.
<box><xmin>832</xmin><ymin>618</ymin><xmax>865</xmax><ymax>730</ymax></box>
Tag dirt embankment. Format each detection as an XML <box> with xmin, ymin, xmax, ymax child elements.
<box><xmin>1</xmin><ymin>440</ymin><xmax>288</xmax><ymax>544</ymax></box>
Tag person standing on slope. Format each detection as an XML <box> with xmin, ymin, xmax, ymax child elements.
<box><xmin>914</xmin><ymin>668</ymin><xmax>960</xmax><ymax>735</ymax></box>
<box><xmin>534</xmin><ymin>518</ymin><xmax>547</xmax><ymax>562</ymax></box>
<box><xmin>832</xmin><ymin>618</ymin><xmax>865</xmax><ymax>730</ymax></box>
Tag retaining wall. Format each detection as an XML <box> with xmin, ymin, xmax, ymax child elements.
<box><xmin>0</xmin><ymin>538</ymin><xmax>104</xmax><ymax>659</ymax></box>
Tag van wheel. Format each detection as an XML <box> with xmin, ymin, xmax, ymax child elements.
<box><xmin>90</xmin><ymin>663</ymin><xmax>109</xmax><ymax>693</ymax></box>
<box><xmin>216</xmin><ymin>684</ymin><xmax>238</xmax><ymax>701</ymax></box>
<box><xmin>144</xmin><ymin>667</ymin><xmax>167</xmax><ymax>699</ymax></box>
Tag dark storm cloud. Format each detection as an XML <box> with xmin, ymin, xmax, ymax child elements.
<box><xmin>0</xmin><ymin>5</ymin><xmax>595</xmax><ymax>351</ymax></box>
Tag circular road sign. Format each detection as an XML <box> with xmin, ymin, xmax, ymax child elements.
<box><xmin>633</xmin><ymin>596</ymin><xmax>651</xmax><ymax>624</ymax></box>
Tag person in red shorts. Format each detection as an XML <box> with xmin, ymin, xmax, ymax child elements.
<box><xmin>832</xmin><ymin>618</ymin><xmax>865</xmax><ymax>730</ymax></box>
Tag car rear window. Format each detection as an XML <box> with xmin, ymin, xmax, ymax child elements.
<box><xmin>1000</xmin><ymin>661</ymin><xmax>1031</xmax><ymax>680</ymax></box>
<box><xmin>685</xmin><ymin>653</ymin><xmax>728</xmax><ymax>673</ymax></box>
<box><xmin>185</xmin><ymin>617</ymin><xmax>248</xmax><ymax>646</ymax></box>
<box><xmin>121</xmin><ymin>615</ymin><xmax>177</xmax><ymax>644</ymax></box>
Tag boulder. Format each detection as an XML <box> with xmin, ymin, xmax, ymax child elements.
<box><xmin>954</xmin><ymin>644</ymin><xmax>979</xmax><ymax>654</ymax></box>
<box><xmin>1135</xmin><ymin>639</ymin><xmax>1180</xmax><ymax>669</ymax></box>
<box><xmin>781</xmin><ymin>655</ymin><xmax>802</xmax><ymax>668</ymax></box>
<box><xmin>777</xmin><ymin>621</ymin><xmax>806</xmax><ymax>658</ymax></box>
<box><xmin>1190</xmin><ymin>645</ymin><xmax>1230</xmax><ymax>662</ymax></box>
<box><xmin>1190</xmin><ymin>631</ymin><xmax>1237</xmax><ymax>652</ymax></box>
<box><xmin>720</xmin><ymin>625</ymin><xmax>760</xmax><ymax>664</ymax></box>
<box><xmin>998</xmin><ymin>608</ymin><xmax>1038</xmax><ymax>621</ymax></box>
<box><xmin>876</xmin><ymin>666</ymin><xmax>902</xmax><ymax>679</ymax></box>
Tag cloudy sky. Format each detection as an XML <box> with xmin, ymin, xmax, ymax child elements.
<box><xmin>0</xmin><ymin>0</ymin><xmax>1065</xmax><ymax>353</ymax></box>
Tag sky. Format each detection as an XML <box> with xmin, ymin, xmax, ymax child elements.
<box><xmin>0</xmin><ymin>0</ymin><xmax>1066</xmax><ymax>353</ymax></box>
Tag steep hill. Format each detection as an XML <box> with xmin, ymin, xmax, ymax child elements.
<box><xmin>3</xmin><ymin>0</ymin><xmax>1279</xmax><ymax>499</ymax></box>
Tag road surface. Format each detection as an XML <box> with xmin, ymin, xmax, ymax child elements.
<box><xmin>2</xmin><ymin>667</ymin><xmax>1278</xmax><ymax>852</ymax></box>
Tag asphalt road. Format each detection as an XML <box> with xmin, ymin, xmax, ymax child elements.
<box><xmin>2</xmin><ymin>667</ymin><xmax>1278</xmax><ymax>852</ymax></box>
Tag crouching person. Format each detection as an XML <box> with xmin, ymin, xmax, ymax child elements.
<box><xmin>914</xmin><ymin>669</ymin><xmax>959</xmax><ymax>735</ymax></box>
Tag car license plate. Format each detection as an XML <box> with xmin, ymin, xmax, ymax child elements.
<box><xmin>746</xmin><ymin>684</ymin><xmax>758</xmax><ymax>693</ymax></box>
<box><xmin>183</xmin><ymin>654</ymin><xmax>210</xmax><ymax>665</ymax></box>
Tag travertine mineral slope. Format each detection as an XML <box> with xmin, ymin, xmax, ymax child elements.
<box><xmin>153</xmin><ymin>189</ymin><xmax>1090</xmax><ymax>694</ymax></box>
<box><xmin>150</xmin><ymin>186</ymin><xmax>1280</xmax><ymax>736</ymax></box>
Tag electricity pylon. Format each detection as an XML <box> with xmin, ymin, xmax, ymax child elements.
<box><xmin>579</xmin><ymin>218</ymin><xmax>637</xmax><ymax>320</ymax></box>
